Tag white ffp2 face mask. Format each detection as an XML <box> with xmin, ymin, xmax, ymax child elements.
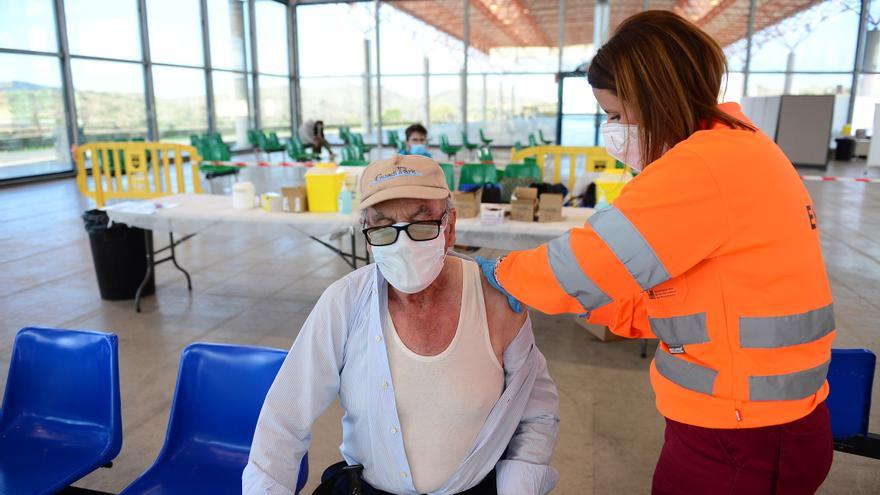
<box><xmin>601</xmin><ymin>122</ymin><xmax>643</xmax><ymax>171</ymax></box>
<box><xmin>371</xmin><ymin>225</ymin><xmax>448</xmax><ymax>294</ymax></box>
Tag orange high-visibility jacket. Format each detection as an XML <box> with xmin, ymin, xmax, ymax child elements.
<box><xmin>496</xmin><ymin>103</ymin><xmax>834</xmax><ymax>429</ymax></box>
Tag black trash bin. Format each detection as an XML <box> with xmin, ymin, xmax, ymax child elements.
<box><xmin>83</xmin><ymin>209</ymin><xmax>155</xmax><ymax>300</ymax></box>
<box><xmin>835</xmin><ymin>138</ymin><xmax>856</xmax><ymax>161</ymax></box>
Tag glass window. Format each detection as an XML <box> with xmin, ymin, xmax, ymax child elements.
<box><xmin>428</xmin><ymin>75</ymin><xmax>462</xmax><ymax>139</ymax></box>
<box><xmin>721</xmin><ymin>72</ymin><xmax>745</xmax><ymax>103</ymax></box>
<box><xmin>153</xmin><ymin>66</ymin><xmax>207</xmax><ymax>142</ymax></box>
<box><xmin>255</xmin><ymin>0</ymin><xmax>288</xmax><ymax>76</ymax></box>
<box><xmin>560</xmin><ymin>76</ymin><xmax>600</xmax><ymax>146</ymax></box>
<box><xmin>0</xmin><ymin>53</ymin><xmax>70</xmax><ymax>180</ymax></box>
<box><xmin>259</xmin><ymin>75</ymin><xmax>290</xmax><ymax>133</ymax></box>
<box><xmin>208</xmin><ymin>0</ymin><xmax>250</xmax><ymax>71</ymax></box>
<box><xmin>852</xmin><ymin>75</ymin><xmax>879</xmax><ymax>133</ymax></box>
<box><xmin>147</xmin><ymin>0</ymin><xmax>204</xmax><ymax>66</ymax></box>
<box><xmin>468</xmin><ymin>74</ymin><xmax>557</xmax><ymax>146</ymax></box>
<box><xmin>213</xmin><ymin>70</ymin><xmax>249</xmax><ymax>145</ymax></box>
<box><xmin>300</xmin><ymin>76</ymin><xmax>364</xmax><ymax>133</ymax></box>
<box><xmin>71</xmin><ymin>59</ymin><xmax>147</xmax><ymax>141</ymax></box>
<box><xmin>381</xmin><ymin>75</ymin><xmax>425</xmax><ymax>131</ymax></box>
<box><xmin>788</xmin><ymin>74</ymin><xmax>852</xmax><ymax>95</ymax></box>
<box><xmin>65</xmin><ymin>0</ymin><xmax>141</xmax><ymax>60</ymax></box>
<box><xmin>0</xmin><ymin>0</ymin><xmax>57</xmax><ymax>53</ymax></box>
<box><xmin>750</xmin><ymin>0</ymin><xmax>859</xmax><ymax>72</ymax></box>
<box><xmin>747</xmin><ymin>73</ymin><xmax>787</xmax><ymax>96</ymax></box>
<box><xmin>297</xmin><ymin>3</ymin><xmax>373</xmax><ymax>77</ymax></box>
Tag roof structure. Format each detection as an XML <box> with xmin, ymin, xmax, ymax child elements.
<box><xmin>386</xmin><ymin>0</ymin><xmax>824</xmax><ymax>50</ymax></box>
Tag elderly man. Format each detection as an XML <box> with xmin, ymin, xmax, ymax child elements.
<box><xmin>243</xmin><ymin>155</ymin><xmax>559</xmax><ymax>495</ymax></box>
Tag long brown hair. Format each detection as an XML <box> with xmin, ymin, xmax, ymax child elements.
<box><xmin>587</xmin><ymin>10</ymin><xmax>754</xmax><ymax>165</ymax></box>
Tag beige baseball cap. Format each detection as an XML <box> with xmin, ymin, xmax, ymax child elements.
<box><xmin>358</xmin><ymin>154</ymin><xmax>450</xmax><ymax>209</ymax></box>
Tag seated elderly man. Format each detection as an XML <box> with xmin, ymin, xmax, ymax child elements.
<box><xmin>243</xmin><ymin>155</ymin><xmax>559</xmax><ymax>495</ymax></box>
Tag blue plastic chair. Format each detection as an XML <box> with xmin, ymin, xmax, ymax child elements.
<box><xmin>0</xmin><ymin>327</ymin><xmax>122</xmax><ymax>495</ymax></box>
<box><xmin>121</xmin><ymin>343</ymin><xmax>308</xmax><ymax>494</ymax></box>
<box><xmin>827</xmin><ymin>348</ymin><xmax>879</xmax><ymax>459</ymax></box>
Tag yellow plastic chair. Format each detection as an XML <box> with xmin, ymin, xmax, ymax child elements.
<box><xmin>76</xmin><ymin>142</ymin><xmax>204</xmax><ymax>207</ymax></box>
<box><xmin>509</xmin><ymin>145</ymin><xmax>628</xmax><ymax>193</ymax></box>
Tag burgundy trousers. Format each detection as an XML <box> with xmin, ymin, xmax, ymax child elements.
<box><xmin>652</xmin><ymin>402</ymin><xmax>833</xmax><ymax>495</ymax></box>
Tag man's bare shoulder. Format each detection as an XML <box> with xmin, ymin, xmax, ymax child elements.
<box><xmin>479</xmin><ymin>266</ymin><xmax>528</xmax><ymax>351</ymax></box>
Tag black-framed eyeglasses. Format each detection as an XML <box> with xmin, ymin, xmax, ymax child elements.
<box><xmin>362</xmin><ymin>212</ymin><xmax>448</xmax><ymax>247</ymax></box>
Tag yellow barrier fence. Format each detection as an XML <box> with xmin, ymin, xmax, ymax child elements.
<box><xmin>509</xmin><ymin>145</ymin><xmax>628</xmax><ymax>194</ymax></box>
<box><xmin>76</xmin><ymin>142</ymin><xmax>204</xmax><ymax>207</ymax></box>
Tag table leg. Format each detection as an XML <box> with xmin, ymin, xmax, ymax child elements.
<box><xmin>168</xmin><ymin>232</ymin><xmax>192</xmax><ymax>290</ymax></box>
<box><xmin>135</xmin><ymin>229</ymin><xmax>154</xmax><ymax>313</ymax></box>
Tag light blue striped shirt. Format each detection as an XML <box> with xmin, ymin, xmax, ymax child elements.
<box><xmin>243</xmin><ymin>264</ymin><xmax>560</xmax><ymax>494</ymax></box>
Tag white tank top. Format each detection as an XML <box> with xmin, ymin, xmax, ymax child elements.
<box><xmin>384</xmin><ymin>260</ymin><xmax>504</xmax><ymax>493</ymax></box>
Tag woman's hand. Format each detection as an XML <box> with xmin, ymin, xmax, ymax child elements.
<box><xmin>476</xmin><ymin>256</ymin><xmax>523</xmax><ymax>313</ymax></box>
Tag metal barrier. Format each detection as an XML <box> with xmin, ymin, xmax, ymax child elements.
<box><xmin>509</xmin><ymin>145</ymin><xmax>627</xmax><ymax>193</ymax></box>
<box><xmin>76</xmin><ymin>142</ymin><xmax>204</xmax><ymax>207</ymax></box>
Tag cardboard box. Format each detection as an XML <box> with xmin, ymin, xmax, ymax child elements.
<box><xmin>281</xmin><ymin>186</ymin><xmax>308</xmax><ymax>213</ymax></box>
<box><xmin>453</xmin><ymin>190</ymin><xmax>481</xmax><ymax>218</ymax></box>
<box><xmin>510</xmin><ymin>187</ymin><xmax>538</xmax><ymax>222</ymax></box>
<box><xmin>480</xmin><ymin>204</ymin><xmax>506</xmax><ymax>225</ymax></box>
<box><xmin>537</xmin><ymin>193</ymin><xmax>564</xmax><ymax>222</ymax></box>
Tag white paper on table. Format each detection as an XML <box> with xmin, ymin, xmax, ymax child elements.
<box><xmin>102</xmin><ymin>201</ymin><xmax>158</xmax><ymax>215</ymax></box>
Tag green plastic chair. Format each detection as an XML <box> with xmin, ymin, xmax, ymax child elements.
<box><xmin>339</xmin><ymin>145</ymin><xmax>369</xmax><ymax>166</ymax></box>
<box><xmin>528</xmin><ymin>134</ymin><xmax>539</xmax><ymax>148</ymax></box>
<box><xmin>479</xmin><ymin>129</ymin><xmax>493</xmax><ymax>145</ymax></box>
<box><xmin>265</xmin><ymin>132</ymin><xmax>285</xmax><ymax>152</ymax></box>
<box><xmin>439</xmin><ymin>163</ymin><xmax>455</xmax><ymax>191</ymax></box>
<box><xmin>338</xmin><ymin>126</ymin><xmax>351</xmax><ymax>145</ymax></box>
<box><xmin>538</xmin><ymin>129</ymin><xmax>554</xmax><ymax>145</ymax></box>
<box><xmin>286</xmin><ymin>137</ymin><xmax>318</xmax><ymax>162</ymax></box>
<box><xmin>459</xmin><ymin>163</ymin><xmax>498</xmax><ymax>190</ymax></box>
<box><xmin>461</xmin><ymin>132</ymin><xmax>479</xmax><ymax>151</ymax></box>
<box><xmin>439</xmin><ymin>134</ymin><xmax>462</xmax><ymax>160</ymax></box>
<box><xmin>387</xmin><ymin>130</ymin><xmax>400</xmax><ymax>149</ymax></box>
<box><xmin>247</xmin><ymin>129</ymin><xmax>261</xmax><ymax>149</ymax></box>
<box><xmin>207</xmin><ymin>139</ymin><xmax>231</xmax><ymax>161</ymax></box>
<box><xmin>352</xmin><ymin>133</ymin><xmax>375</xmax><ymax>153</ymax></box>
<box><xmin>503</xmin><ymin>163</ymin><xmax>542</xmax><ymax>181</ymax></box>
<box><xmin>477</xmin><ymin>147</ymin><xmax>493</xmax><ymax>163</ymax></box>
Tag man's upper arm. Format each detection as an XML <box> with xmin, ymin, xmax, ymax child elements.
<box><xmin>245</xmin><ymin>278</ymin><xmax>353</xmax><ymax>493</ymax></box>
<box><xmin>482</xmin><ymin>273</ymin><xmax>528</xmax><ymax>359</ymax></box>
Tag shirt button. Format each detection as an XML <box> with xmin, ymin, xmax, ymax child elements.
<box><xmin>400</xmin><ymin>472</ymin><xmax>408</xmax><ymax>478</ymax></box>
<box><xmin>390</xmin><ymin>427</ymin><xmax>397</xmax><ymax>434</ymax></box>
<box><xmin>375</xmin><ymin>335</ymin><xmax>382</xmax><ymax>342</ymax></box>
<box><xmin>381</xmin><ymin>381</ymin><xmax>388</xmax><ymax>389</ymax></box>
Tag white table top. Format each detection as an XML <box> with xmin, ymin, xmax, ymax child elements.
<box><xmin>104</xmin><ymin>194</ymin><xmax>592</xmax><ymax>250</ymax></box>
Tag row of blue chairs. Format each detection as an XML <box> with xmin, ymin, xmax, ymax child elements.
<box><xmin>0</xmin><ymin>327</ymin><xmax>307</xmax><ymax>495</ymax></box>
<box><xmin>1</xmin><ymin>327</ymin><xmax>877</xmax><ymax>494</ymax></box>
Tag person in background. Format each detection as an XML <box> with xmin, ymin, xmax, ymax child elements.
<box><xmin>299</xmin><ymin>119</ymin><xmax>335</xmax><ymax>160</ymax></box>
<box><xmin>244</xmin><ymin>155</ymin><xmax>559</xmax><ymax>495</ymax></box>
<box><xmin>403</xmin><ymin>123</ymin><xmax>432</xmax><ymax>157</ymax></box>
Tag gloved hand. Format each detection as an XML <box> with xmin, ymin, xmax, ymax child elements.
<box><xmin>475</xmin><ymin>256</ymin><xmax>523</xmax><ymax>313</ymax></box>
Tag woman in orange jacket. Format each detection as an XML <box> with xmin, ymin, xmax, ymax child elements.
<box><xmin>477</xmin><ymin>11</ymin><xmax>834</xmax><ymax>495</ymax></box>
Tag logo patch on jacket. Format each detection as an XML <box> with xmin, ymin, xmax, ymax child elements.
<box><xmin>648</xmin><ymin>287</ymin><xmax>677</xmax><ymax>300</ymax></box>
<box><xmin>806</xmin><ymin>205</ymin><xmax>817</xmax><ymax>230</ymax></box>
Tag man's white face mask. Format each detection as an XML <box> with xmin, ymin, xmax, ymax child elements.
<box><xmin>371</xmin><ymin>220</ymin><xmax>448</xmax><ymax>294</ymax></box>
<box><xmin>601</xmin><ymin>122</ymin><xmax>643</xmax><ymax>171</ymax></box>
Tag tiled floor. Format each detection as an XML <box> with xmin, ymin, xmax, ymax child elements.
<box><xmin>0</xmin><ymin>161</ymin><xmax>878</xmax><ymax>494</ymax></box>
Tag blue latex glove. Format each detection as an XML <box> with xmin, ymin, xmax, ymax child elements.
<box><xmin>475</xmin><ymin>256</ymin><xmax>523</xmax><ymax>313</ymax></box>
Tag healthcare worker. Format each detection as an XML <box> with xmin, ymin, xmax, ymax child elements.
<box><xmin>477</xmin><ymin>11</ymin><xmax>835</xmax><ymax>495</ymax></box>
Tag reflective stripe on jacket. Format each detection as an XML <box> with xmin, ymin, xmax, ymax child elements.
<box><xmin>496</xmin><ymin>103</ymin><xmax>834</xmax><ymax>429</ymax></box>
